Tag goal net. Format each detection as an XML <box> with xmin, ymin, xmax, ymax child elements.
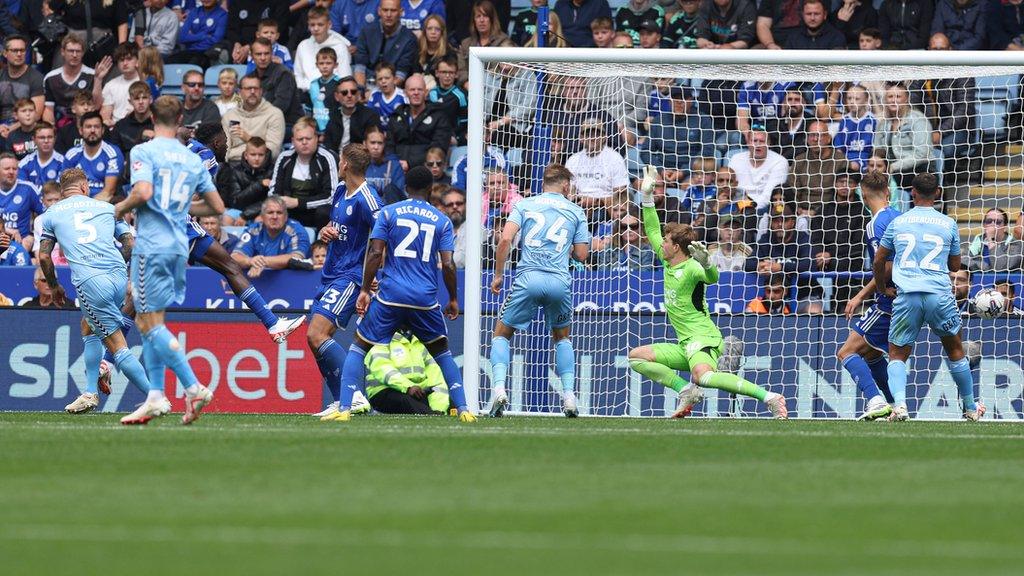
<box><xmin>461</xmin><ymin>48</ymin><xmax>1024</xmax><ymax>419</ymax></box>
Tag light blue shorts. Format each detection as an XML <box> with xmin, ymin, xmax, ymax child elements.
<box><xmin>77</xmin><ymin>272</ymin><xmax>128</xmax><ymax>339</ymax></box>
<box><xmin>131</xmin><ymin>253</ymin><xmax>187</xmax><ymax>313</ymax></box>
<box><xmin>889</xmin><ymin>291</ymin><xmax>962</xmax><ymax>347</ymax></box>
<box><xmin>499</xmin><ymin>271</ymin><xmax>573</xmax><ymax>331</ymax></box>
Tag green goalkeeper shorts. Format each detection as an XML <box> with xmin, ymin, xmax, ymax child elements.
<box><xmin>652</xmin><ymin>338</ymin><xmax>722</xmax><ymax>373</ymax></box>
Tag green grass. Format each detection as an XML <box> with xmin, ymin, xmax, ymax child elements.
<box><xmin>1</xmin><ymin>414</ymin><xmax>1023</xmax><ymax>575</ymax></box>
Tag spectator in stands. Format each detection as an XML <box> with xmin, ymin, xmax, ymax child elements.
<box><xmin>910</xmin><ymin>33</ymin><xmax>977</xmax><ymax>166</ymax></box>
<box><xmin>213</xmin><ymin>68</ymin><xmax>242</xmax><ymax>116</ymax></box>
<box><xmin>832</xmin><ymin>84</ymin><xmax>876</xmax><ymax>171</ymax></box>
<box><xmin>140</xmin><ymin>0</ymin><xmax>179</xmax><ymax>56</ymax></box>
<box><xmin>308</xmin><ymin>48</ymin><xmax>343</xmax><ymax>134</ymax></box>
<box><xmin>593</xmin><ymin>210</ymin><xmax>657</xmax><ymax>270</ymax></box>
<box><xmin>664</xmin><ymin>0</ymin><xmax>701</xmax><ymax>48</ymax></box>
<box><xmin>646</xmin><ymin>86</ymin><xmax>713</xmax><ymax>177</ymax></box>
<box><xmin>785</xmin><ymin>0</ymin><xmax>845</xmax><ymax>49</ymax></box>
<box><xmin>546</xmin><ymin>77</ymin><xmax>618</xmax><ymax>161</ymax></box>
<box><xmin>44</xmin><ymin>35</ymin><xmax>107</xmax><ymax>126</ymax></box>
<box><xmin>0</xmin><ymin>35</ymin><xmax>44</xmax><ymax>123</ymax></box>
<box><xmin>612</xmin><ymin>31</ymin><xmax>635</xmax><ymax>48</ymax></box>
<box><xmin>109</xmin><ymin>82</ymin><xmax>154</xmax><ymax>157</ymax></box>
<box><xmin>199</xmin><ymin>214</ymin><xmax>240</xmax><ymax>254</ymax></box>
<box><xmin>223</xmin><ymin>74</ymin><xmax>286</xmax><ymax>162</ymax></box>
<box><xmin>364</xmin><ymin>125</ymin><xmax>407</xmax><ymax>203</ymax></box>
<box><xmin>19</xmin><ymin>123</ymin><xmax>66</xmax><ymax>190</ymax></box>
<box><xmin>311</xmin><ymin>240</ymin><xmax>328</xmax><ymax>269</ymax></box>
<box><xmin>444</xmin><ymin>188</ymin><xmax>468</xmax><ymax>267</ymax></box>
<box><xmin>788</xmin><ymin>120</ymin><xmax>848</xmax><ymax>209</ymax></box>
<box><xmin>99</xmin><ymin>43</ymin><xmax>141</xmax><ymax>127</ymax></box>
<box><xmin>525</xmin><ymin>10</ymin><xmax>569</xmax><ymax>48</ymax></box>
<box><xmin>931</xmin><ymin>0</ymin><xmax>986</xmax><ymax>51</ymax></box>
<box><xmin>247</xmin><ymin>19</ymin><xmax>295</xmax><ymax>70</ymax></box>
<box><xmin>399</xmin><ymin>0</ymin><xmax>446</xmax><ymax>35</ymax></box>
<box><xmin>30</xmin><ymin>183</ymin><xmax>65</xmax><ymax>265</ymax></box>
<box><xmin>251</xmin><ymin>38</ymin><xmax>302</xmax><ymax>124</ymax></box>
<box><xmin>765</xmin><ymin>88</ymin><xmax>808</xmax><ymax>161</ymax></box>
<box><xmin>429</xmin><ymin>56</ymin><xmax>467</xmax><ymax>146</ymax></box>
<box><xmin>879</xmin><ymin>0</ymin><xmax>933</xmax><ymax>50</ymax></box>
<box><xmin>1</xmin><ymin>100</ymin><xmax>38</xmax><ymax>160</ymax></box>
<box><xmin>228</xmin><ymin>2</ymin><xmax>291</xmax><ymax>65</ymax></box>
<box><xmin>708</xmin><ymin>215</ymin><xmax>751</xmax><ymax>272</ymax></box>
<box><xmin>994</xmin><ymin>281</ymin><xmax>1024</xmax><ymax>315</ymax></box>
<box><xmin>324</xmin><ymin>76</ymin><xmax>381</xmax><ymax>153</ymax></box>
<box><xmin>590</xmin><ymin>189</ymin><xmax>629</xmax><ymax>250</ymax></box>
<box><xmin>232</xmin><ymin>197</ymin><xmax>311</xmax><ymax>278</ymax></box>
<box><xmin>415</xmin><ymin>14</ymin><xmax>454</xmax><ymax>85</ymax></box>
<box><xmin>367</xmin><ymin>62</ymin><xmax>407</xmax><ymax>127</ymax></box>
<box><xmin>566</xmin><ymin>117</ymin><xmax>630</xmax><ymax>212</ymax></box>
<box><xmin>728</xmin><ymin>125</ymin><xmax>788</xmax><ymax>209</ymax></box>
<box><xmin>386</xmin><ymin>73</ymin><xmax>452</xmax><ymax>170</ymax></box>
<box><xmin>425</xmin><ymin>147</ymin><xmax>450</xmax><ymax>185</ymax></box>
<box><xmin>694</xmin><ymin>0</ymin><xmax>757</xmax><ymax>49</ymax></box>
<box><xmin>676</xmin><ymin>157</ymin><xmax>716</xmax><ymax>224</ymax></box>
<box><xmin>616</xmin><ymin>1</ymin><xmax>666</xmax><ymax>47</ymax></box>
<box><xmin>511</xmin><ymin>0</ymin><xmax>546</xmax><ymax>46</ymax></box>
<box><xmin>747</xmin><ymin>202</ymin><xmax>820</xmax><ymax>312</ymax></box>
<box><xmin>555</xmin><ymin>0</ymin><xmax>612</xmax><ymax>48</ymax></box>
<box><xmin>138</xmin><ymin>46</ymin><xmax>164</xmax><ymax>97</ymax></box>
<box><xmin>332</xmin><ymin>0</ymin><xmax>381</xmax><ymax>48</ymax></box>
<box><xmin>457</xmin><ymin>0</ymin><xmax>515</xmax><ymax>90</ymax></box>
<box><xmin>648</xmin><ymin>167</ymin><xmax>687</xmax><ymax>224</ymax></box>
<box><xmin>450</xmin><ymin>0</ymin><xmax>513</xmax><ymax>46</ymax></box>
<box><xmin>268</xmin><ymin>117</ymin><xmax>339</xmax><ymax>228</ymax></box>
<box><xmin>874</xmin><ymin>83</ymin><xmax>932</xmax><ymax>189</ymax></box>
<box><xmin>746</xmin><ymin>273</ymin><xmax>792</xmax><ymax>315</ymax></box>
<box><xmin>0</xmin><ymin>153</ymin><xmax>45</xmax><ymax>252</ymax></box>
<box><xmin>636</xmin><ymin>18</ymin><xmax>666</xmax><ymax>48</ymax></box>
<box><xmin>952</xmin><ymin>268</ymin><xmax>973</xmax><ymax>312</ymax></box>
<box><xmin>19</xmin><ymin>266</ymin><xmax>73</xmax><ymax>307</ymax></box>
<box><xmin>756</xmin><ymin>0</ymin><xmax>805</xmax><ymax>48</ymax></box>
<box><xmin>481</xmin><ymin>168</ymin><xmax>523</xmax><ymax>237</ymax></box>
<box><xmin>964</xmin><ymin>208</ymin><xmax>1024</xmax><ymax>272</ymax></box>
<box><xmin>181</xmin><ymin>70</ymin><xmax>222</xmax><ymax>128</ymax></box>
<box><xmin>55</xmin><ymin>90</ymin><xmax>94</xmax><ymax>154</ymax></box>
<box><xmin>832</xmin><ymin>0</ymin><xmax>877</xmax><ymax>49</ymax></box>
<box><xmin>736</xmin><ymin>81</ymin><xmax>825</xmax><ymax>138</ymax></box>
<box><xmin>169</xmin><ymin>0</ymin><xmax>228</xmax><ymax>67</ymax></box>
<box><xmin>225</xmin><ymin>137</ymin><xmax>274</xmax><ymax>222</ymax></box>
<box><xmin>812</xmin><ymin>169</ymin><xmax>867</xmax><ymax>305</ymax></box>
<box><xmin>989</xmin><ymin>0</ymin><xmax>1024</xmax><ymax>51</ymax></box>
<box><xmin>354</xmin><ymin>0</ymin><xmax>418</xmax><ymax>90</ymax></box>
<box><xmin>859</xmin><ymin>26</ymin><xmax>883</xmax><ymax>50</ymax></box>
<box><xmin>483</xmin><ymin>62</ymin><xmax>537</xmax><ymax>152</ymax></box>
<box><xmin>295</xmin><ymin>6</ymin><xmax>353</xmax><ymax>92</ymax></box>
<box><xmin>590</xmin><ymin>16</ymin><xmax>616</xmax><ymax>48</ymax></box>
<box><xmin>49</xmin><ymin>0</ymin><xmax>129</xmax><ymax>47</ymax></box>
<box><xmin>64</xmin><ymin>111</ymin><xmax>122</xmax><ymax>201</ymax></box>
<box><xmin>0</xmin><ymin>226</ymin><xmax>30</xmax><ymax>266</ymax></box>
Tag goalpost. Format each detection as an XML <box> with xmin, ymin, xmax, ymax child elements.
<box><xmin>462</xmin><ymin>48</ymin><xmax>1024</xmax><ymax>419</ymax></box>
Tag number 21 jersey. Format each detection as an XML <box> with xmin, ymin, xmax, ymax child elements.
<box><xmin>371</xmin><ymin>198</ymin><xmax>455</xmax><ymax>309</ymax></box>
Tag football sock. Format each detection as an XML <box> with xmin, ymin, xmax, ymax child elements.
<box><xmin>316</xmin><ymin>339</ymin><xmax>345</xmax><ymax>402</ymax></box>
<box><xmin>82</xmin><ymin>335</ymin><xmax>102</xmax><ymax>395</ymax></box>
<box><xmin>628</xmin><ymin>359</ymin><xmax>687</xmax><ymax>393</ymax></box>
<box><xmin>554</xmin><ymin>338</ymin><xmax>575</xmax><ymax>393</ymax></box>
<box><xmin>948</xmin><ymin>357</ymin><xmax>976</xmax><ymax>411</ymax></box>
<box><xmin>434</xmin><ymin>350</ymin><xmax>468</xmax><ymax>411</ymax></box>
<box><xmin>867</xmin><ymin>355</ymin><xmax>894</xmax><ymax>403</ymax></box>
<box><xmin>842</xmin><ymin>354</ymin><xmax>881</xmax><ymax>401</ymax></box>
<box><xmin>490</xmin><ymin>336</ymin><xmax>510</xmax><ymax>396</ymax></box>
<box><xmin>103</xmin><ymin>317</ymin><xmax>134</xmax><ymax>366</ymax></box>
<box><xmin>887</xmin><ymin>360</ymin><xmax>908</xmax><ymax>406</ymax></box>
<box><xmin>337</xmin><ymin>344</ymin><xmax>367</xmax><ymax>411</ymax></box>
<box><xmin>141</xmin><ymin>334</ymin><xmax>166</xmax><ymax>395</ymax></box>
<box><xmin>699</xmin><ymin>371</ymin><xmax>768</xmax><ymax>402</ymax></box>
<box><xmin>113</xmin><ymin>347</ymin><xmax>150</xmax><ymax>394</ymax></box>
<box><xmin>144</xmin><ymin>325</ymin><xmax>198</xmax><ymax>390</ymax></box>
<box><xmin>240</xmin><ymin>286</ymin><xmax>278</xmax><ymax>330</ymax></box>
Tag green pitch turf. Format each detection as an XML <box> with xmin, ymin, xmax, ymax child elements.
<box><xmin>1</xmin><ymin>414</ymin><xmax>1022</xmax><ymax>576</ymax></box>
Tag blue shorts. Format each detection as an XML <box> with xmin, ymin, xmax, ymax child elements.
<box><xmin>310</xmin><ymin>280</ymin><xmax>359</xmax><ymax>328</ymax></box>
<box><xmin>187</xmin><ymin>219</ymin><xmax>214</xmax><ymax>265</ymax></box>
<box><xmin>499</xmin><ymin>271</ymin><xmax>573</xmax><ymax>331</ymax></box>
<box><xmin>851</xmin><ymin>304</ymin><xmax>891</xmax><ymax>352</ymax></box>
<box><xmin>357</xmin><ymin>299</ymin><xmax>448</xmax><ymax>346</ymax></box>
<box><xmin>131</xmin><ymin>253</ymin><xmax>187</xmax><ymax>313</ymax></box>
<box><xmin>889</xmin><ymin>291</ymin><xmax>962</xmax><ymax>347</ymax></box>
<box><xmin>77</xmin><ymin>272</ymin><xmax>128</xmax><ymax>339</ymax></box>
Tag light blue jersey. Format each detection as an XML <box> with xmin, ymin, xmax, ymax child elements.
<box><xmin>129</xmin><ymin>136</ymin><xmax>217</xmax><ymax>257</ymax></box>
<box><xmin>40</xmin><ymin>195</ymin><xmax>131</xmax><ymax>286</ymax></box>
<box><xmin>509</xmin><ymin>193</ymin><xmax>590</xmax><ymax>285</ymax></box>
<box><xmin>881</xmin><ymin>206</ymin><xmax>961</xmax><ymax>295</ymax></box>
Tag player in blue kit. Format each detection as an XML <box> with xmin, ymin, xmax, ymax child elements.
<box><xmin>36</xmin><ymin>168</ymin><xmax>153</xmax><ymax>414</ymax></box>
<box><xmin>487</xmin><ymin>164</ymin><xmax>590</xmax><ymax>418</ymax></box>
<box><xmin>308</xmin><ymin>143</ymin><xmax>382</xmax><ymax>421</ymax></box>
<box><xmin>873</xmin><ymin>173</ymin><xmax>985</xmax><ymax>422</ymax></box>
<box><xmin>331</xmin><ymin>166</ymin><xmax>476</xmax><ymax>423</ymax></box>
<box><xmin>0</xmin><ymin>152</ymin><xmax>45</xmax><ymax>251</ymax></box>
<box><xmin>837</xmin><ymin>171</ymin><xmax>898</xmax><ymax>421</ymax></box>
<box><xmin>114</xmin><ymin>96</ymin><xmax>225</xmax><ymax>426</ymax></box>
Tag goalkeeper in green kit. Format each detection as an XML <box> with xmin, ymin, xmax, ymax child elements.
<box><xmin>627</xmin><ymin>166</ymin><xmax>789</xmax><ymax>419</ymax></box>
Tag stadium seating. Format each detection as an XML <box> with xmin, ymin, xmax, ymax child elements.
<box><xmin>205</xmin><ymin>64</ymin><xmax>249</xmax><ymax>97</ymax></box>
<box><xmin>162</xmin><ymin>63</ymin><xmax>204</xmax><ymax>97</ymax></box>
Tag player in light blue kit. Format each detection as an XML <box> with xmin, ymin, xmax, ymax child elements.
<box><xmin>308</xmin><ymin>143</ymin><xmax>382</xmax><ymax>421</ymax></box>
<box><xmin>837</xmin><ymin>171</ymin><xmax>898</xmax><ymax>421</ymax></box>
<box><xmin>873</xmin><ymin>172</ymin><xmax>984</xmax><ymax>422</ymax></box>
<box><xmin>331</xmin><ymin>166</ymin><xmax>475</xmax><ymax>422</ymax></box>
<box><xmin>487</xmin><ymin>164</ymin><xmax>590</xmax><ymax>417</ymax></box>
<box><xmin>114</xmin><ymin>96</ymin><xmax>225</xmax><ymax>426</ymax></box>
<box><xmin>36</xmin><ymin>168</ymin><xmax>153</xmax><ymax>414</ymax></box>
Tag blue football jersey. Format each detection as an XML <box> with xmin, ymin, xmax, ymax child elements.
<box><xmin>372</xmin><ymin>198</ymin><xmax>454</xmax><ymax>309</ymax></box>
<box><xmin>881</xmin><ymin>206</ymin><xmax>961</xmax><ymax>295</ymax></box>
<box><xmin>833</xmin><ymin>113</ymin><xmax>876</xmax><ymax>170</ymax></box>
<box><xmin>187</xmin><ymin>139</ymin><xmax>219</xmax><ymax>178</ymax></box>
<box><xmin>18</xmin><ymin>151</ymin><xmax>65</xmax><ymax>189</ymax></box>
<box><xmin>40</xmin><ymin>195</ymin><xmax>132</xmax><ymax>285</ymax></box>
<box><xmin>368</xmin><ymin>89</ymin><xmax>406</xmax><ymax>127</ymax></box>
<box><xmin>0</xmin><ymin>180</ymin><xmax>44</xmax><ymax>237</ymax></box>
<box><xmin>234</xmin><ymin>218</ymin><xmax>311</xmax><ymax>258</ymax></box>
<box><xmin>737</xmin><ymin>81</ymin><xmax>825</xmax><ymax>121</ymax></box>
<box><xmin>321</xmin><ymin>180</ymin><xmax>382</xmax><ymax>284</ymax></box>
<box><xmin>129</xmin><ymin>137</ymin><xmax>217</xmax><ymax>256</ymax></box>
<box><xmin>64</xmin><ymin>143</ymin><xmax>123</xmax><ymax>197</ymax></box>
<box><xmin>508</xmin><ymin>192</ymin><xmax>590</xmax><ymax>285</ymax></box>
<box><xmin>0</xmin><ymin>240</ymin><xmax>29</xmax><ymax>265</ymax></box>
<box><xmin>865</xmin><ymin>206</ymin><xmax>900</xmax><ymax>312</ymax></box>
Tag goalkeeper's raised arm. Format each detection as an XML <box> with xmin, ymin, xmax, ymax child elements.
<box><xmin>639</xmin><ymin>165</ymin><xmax>718</xmax><ymax>285</ymax></box>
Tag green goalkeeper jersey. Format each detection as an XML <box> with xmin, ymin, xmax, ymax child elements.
<box><xmin>642</xmin><ymin>204</ymin><xmax>723</xmax><ymax>347</ymax></box>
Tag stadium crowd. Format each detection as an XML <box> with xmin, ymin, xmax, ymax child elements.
<box><xmin>1</xmin><ymin>0</ymin><xmax>1023</xmax><ymax>318</ymax></box>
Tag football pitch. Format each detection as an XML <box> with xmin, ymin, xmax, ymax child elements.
<box><xmin>1</xmin><ymin>414</ymin><xmax>1022</xmax><ymax>575</ymax></box>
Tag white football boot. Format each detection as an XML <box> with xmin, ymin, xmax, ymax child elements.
<box><xmin>269</xmin><ymin>316</ymin><xmax>306</xmax><ymax>343</ymax></box>
<box><xmin>671</xmin><ymin>384</ymin><xmax>704</xmax><ymax>419</ymax></box>
<box><xmin>182</xmin><ymin>385</ymin><xmax>214</xmax><ymax>425</ymax></box>
<box><xmin>858</xmin><ymin>395</ymin><xmax>893</xmax><ymax>421</ymax></box>
<box><xmin>65</xmin><ymin>393</ymin><xmax>99</xmax><ymax>414</ymax></box>
<box><xmin>120</xmin><ymin>397</ymin><xmax>172</xmax><ymax>425</ymax></box>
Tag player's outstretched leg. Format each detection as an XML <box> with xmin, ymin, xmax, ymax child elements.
<box><xmin>940</xmin><ymin>333</ymin><xmax>986</xmax><ymax>421</ymax></box>
<box><xmin>488</xmin><ymin>334</ymin><xmax>511</xmax><ymax>417</ymax></box>
<box><xmin>554</xmin><ymin>336</ymin><xmax>578</xmax><ymax>418</ymax></box>
<box><xmin>837</xmin><ymin>332</ymin><xmax>891</xmax><ymax>421</ymax></box>
<box><xmin>307</xmin><ymin>313</ymin><xmax>345</xmax><ymax>418</ymax></box>
<box><xmin>627</xmin><ymin>345</ymin><xmax>702</xmax><ymax>418</ymax></box>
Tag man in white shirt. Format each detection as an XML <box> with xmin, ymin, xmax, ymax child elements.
<box><xmin>727</xmin><ymin>125</ymin><xmax>789</xmax><ymax>209</ymax></box>
<box><xmin>294</xmin><ymin>7</ymin><xmax>353</xmax><ymax>91</ymax></box>
<box><xmin>565</xmin><ymin>117</ymin><xmax>630</xmax><ymax>212</ymax></box>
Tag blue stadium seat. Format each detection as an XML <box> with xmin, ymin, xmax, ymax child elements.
<box><xmin>205</xmin><ymin>64</ymin><xmax>248</xmax><ymax>97</ymax></box>
<box><xmin>162</xmin><ymin>64</ymin><xmax>203</xmax><ymax>97</ymax></box>
<box><xmin>974</xmin><ymin>74</ymin><xmax>1018</xmax><ymax>142</ymax></box>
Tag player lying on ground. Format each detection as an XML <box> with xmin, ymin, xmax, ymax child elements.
<box><xmin>872</xmin><ymin>172</ymin><xmax>985</xmax><ymax>422</ymax></box>
<box><xmin>488</xmin><ymin>163</ymin><xmax>590</xmax><ymax>417</ymax></box>
<box><xmin>38</xmin><ymin>168</ymin><xmax>154</xmax><ymax>414</ymax></box>
<box><xmin>332</xmin><ymin>166</ymin><xmax>476</xmax><ymax>422</ymax></box>
<box><xmin>627</xmin><ymin>166</ymin><xmax>788</xmax><ymax>419</ymax></box>
<box><xmin>837</xmin><ymin>170</ymin><xmax>898</xmax><ymax>421</ymax></box>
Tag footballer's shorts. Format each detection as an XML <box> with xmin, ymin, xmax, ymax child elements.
<box><xmin>851</xmin><ymin>304</ymin><xmax>891</xmax><ymax>352</ymax></box>
<box><xmin>309</xmin><ymin>279</ymin><xmax>359</xmax><ymax>328</ymax></box>
<box><xmin>357</xmin><ymin>299</ymin><xmax>448</xmax><ymax>346</ymax></box>
<box><xmin>498</xmin><ymin>271</ymin><xmax>572</xmax><ymax>331</ymax></box>
<box><xmin>76</xmin><ymin>271</ymin><xmax>128</xmax><ymax>339</ymax></box>
<box><xmin>889</xmin><ymin>291</ymin><xmax>962</xmax><ymax>348</ymax></box>
<box><xmin>652</xmin><ymin>337</ymin><xmax>724</xmax><ymax>373</ymax></box>
<box><xmin>131</xmin><ymin>253</ymin><xmax>187</xmax><ymax>313</ymax></box>
<box><xmin>187</xmin><ymin>218</ymin><xmax>214</xmax><ymax>265</ymax></box>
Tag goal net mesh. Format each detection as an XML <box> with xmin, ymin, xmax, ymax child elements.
<box><xmin>468</xmin><ymin>58</ymin><xmax>1024</xmax><ymax>419</ymax></box>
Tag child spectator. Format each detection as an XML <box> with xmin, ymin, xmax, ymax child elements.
<box><xmin>225</xmin><ymin>137</ymin><xmax>274</xmax><ymax>223</ymax></box>
<box><xmin>590</xmin><ymin>16</ymin><xmax>615</xmax><ymax>48</ymax></box>
<box><xmin>832</xmin><ymin>84</ymin><xmax>876</xmax><ymax>172</ymax></box>
<box><xmin>247</xmin><ymin>19</ymin><xmax>294</xmax><ymax>73</ymax></box>
<box><xmin>311</xmin><ymin>239</ymin><xmax>327</xmax><ymax>269</ymax></box>
<box><xmin>100</xmin><ymin>43</ymin><xmax>142</xmax><ymax>126</ymax></box>
<box><xmin>308</xmin><ymin>47</ymin><xmax>343</xmax><ymax>133</ymax></box>
<box><xmin>294</xmin><ymin>6</ymin><xmax>352</xmax><ymax>91</ymax></box>
<box><xmin>109</xmin><ymin>81</ymin><xmax>155</xmax><ymax>157</ymax></box>
<box><xmin>647</xmin><ymin>77</ymin><xmax>674</xmax><ymax>123</ymax></box>
<box><xmin>55</xmin><ymin>90</ymin><xmax>95</xmax><ymax>154</ymax></box>
<box><xmin>213</xmin><ymin>68</ymin><xmax>241</xmax><ymax>116</ymax></box>
<box><xmin>708</xmin><ymin>215</ymin><xmax>751</xmax><ymax>272</ymax></box>
<box><xmin>678</xmin><ymin>157</ymin><xmax>718</xmax><ymax>221</ymax></box>
<box><xmin>427</xmin><ymin>55</ymin><xmax>467</xmax><ymax>146</ymax></box>
<box><xmin>138</xmin><ymin>46</ymin><xmax>164</xmax><ymax>99</ymax></box>
<box><xmin>1</xmin><ymin>99</ymin><xmax>39</xmax><ymax>159</ymax></box>
<box><xmin>364</xmin><ymin>125</ymin><xmax>407</xmax><ymax>204</ymax></box>
<box><xmin>425</xmin><ymin>146</ymin><xmax>450</xmax><ymax>185</ymax></box>
<box><xmin>368</xmin><ymin>62</ymin><xmax>407</xmax><ymax>128</ymax></box>
<box><xmin>859</xmin><ymin>26</ymin><xmax>882</xmax><ymax>50</ymax></box>
<box><xmin>616</xmin><ymin>0</ymin><xmax>666</xmax><ymax>47</ymax></box>
<box><xmin>31</xmin><ymin>182</ymin><xmax>66</xmax><ymax>265</ymax></box>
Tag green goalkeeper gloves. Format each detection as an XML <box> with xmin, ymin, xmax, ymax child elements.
<box><xmin>689</xmin><ymin>241</ymin><xmax>711</xmax><ymax>269</ymax></box>
<box><xmin>640</xmin><ymin>165</ymin><xmax>658</xmax><ymax>207</ymax></box>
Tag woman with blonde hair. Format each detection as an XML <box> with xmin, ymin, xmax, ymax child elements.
<box><xmin>416</xmin><ymin>14</ymin><xmax>454</xmax><ymax>87</ymax></box>
<box><xmin>524</xmin><ymin>11</ymin><xmax>569</xmax><ymax>48</ymax></box>
<box><xmin>138</xmin><ymin>46</ymin><xmax>164</xmax><ymax>98</ymax></box>
<box><xmin>457</xmin><ymin>0</ymin><xmax>515</xmax><ymax>88</ymax></box>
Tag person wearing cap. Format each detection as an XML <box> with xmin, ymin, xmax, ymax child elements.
<box><xmin>811</xmin><ymin>169</ymin><xmax>869</xmax><ymax>307</ymax></box>
<box><xmin>787</xmin><ymin>119</ymin><xmax>849</xmax><ymax>210</ymax></box>
<box><xmin>615</xmin><ymin>0</ymin><xmax>665</xmax><ymax>46</ymax></box>
<box><xmin>637</xmin><ymin>18</ymin><xmax>668</xmax><ymax>48</ymax></box>
<box><xmin>746</xmin><ymin>201</ymin><xmax>815</xmax><ymax>294</ymax></box>
<box><xmin>646</xmin><ymin>86</ymin><xmax>714</xmax><ymax>177</ymax></box>
<box><xmin>545</xmin><ymin>77</ymin><xmax>620</xmax><ymax>161</ymax></box>
<box><xmin>727</xmin><ymin>124</ymin><xmax>789</xmax><ymax>209</ymax></box>
<box><xmin>565</xmin><ymin>116</ymin><xmax>630</xmax><ymax>212</ymax></box>
<box><xmin>693</xmin><ymin>0</ymin><xmax>757</xmax><ymax>49</ymax></box>
<box><xmin>708</xmin><ymin>214</ymin><xmax>751</xmax><ymax>272</ymax></box>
